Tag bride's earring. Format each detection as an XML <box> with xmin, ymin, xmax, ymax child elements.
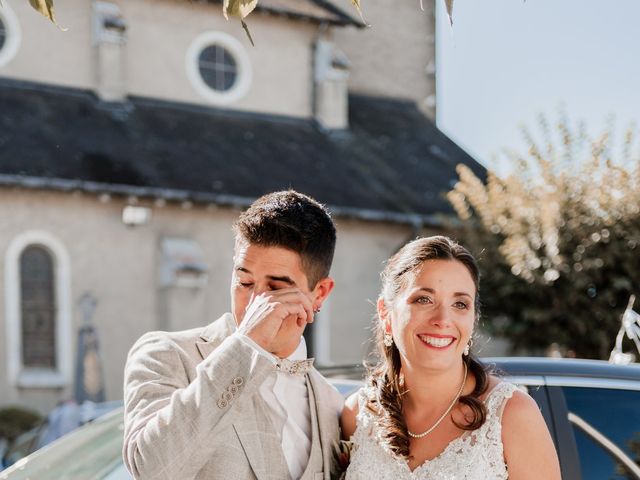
<box><xmin>383</xmin><ymin>325</ymin><xmax>394</xmax><ymax>347</ymax></box>
<box><xmin>463</xmin><ymin>338</ymin><xmax>473</xmax><ymax>356</ymax></box>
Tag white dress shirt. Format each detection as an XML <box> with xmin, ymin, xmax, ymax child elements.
<box><xmin>231</xmin><ymin>317</ymin><xmax>312</xmax><ymax>480</ymax></box>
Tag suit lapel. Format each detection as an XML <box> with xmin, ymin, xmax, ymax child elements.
<box><xmin>195</xmin><ymin>340</ymin><xmax>215</xmax><ymax>360</ymax></box>
<box><xmin>307</xmin><ymin>371</ymin><xmax>337</xmax><ymax>480</ymax></box>
<box><xmin>234</xmin><ymin>395</ymin><xmax>290</xmax><ymax>480</ymax></box>
<box><xmin>195</xmin><ymin>313</ymin><xmax>235</xmax><ymax>360</ymax></box>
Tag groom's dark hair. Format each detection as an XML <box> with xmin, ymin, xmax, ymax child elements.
<box><xmin>233</xmin><ymin>190</ymin><xmax>336</xmax><ymax>288</ymax></box>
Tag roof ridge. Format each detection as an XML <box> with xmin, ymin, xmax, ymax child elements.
<box><xmin>202</xmin><ymin>0</ymin><xmax>362</xmax><ymax>27</ymax></box>
<box><xmin>307</xmin><ymin>0</ymin><xmax>365</xmax><ymax>27</ymax></box>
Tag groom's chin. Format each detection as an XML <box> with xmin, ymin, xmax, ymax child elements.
<box><xmin>272</xmin><ymin>334</ymin><xmax>305</xmax><ymax>359</ymax></box>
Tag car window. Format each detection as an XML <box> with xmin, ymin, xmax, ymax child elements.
<box><xmin>563</xmin><ymin>387</ymin><xmax>640</xmax><ymax>480</ymax></box>
<box><xmin>329</xmin><ymin>379</ymin><xmax>362</xmax><ymax>398</ymax></box>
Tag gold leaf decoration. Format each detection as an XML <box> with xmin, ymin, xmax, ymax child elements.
<box><xmin>351</xmin><ymin>0</ymin><xmax>369</xmax><ymax>26</ymax></box>
<box><xmin>222</xmin><ymin>0</ymin><xmax>258</xmax><ymax>21</ymax></box>
<box><xmin>29</xmin><ymin>0</ymin><xmax>66</xmax><ymax>30</ymax></box>
<box><xmin>223</xmin><ymin>0</ymin><xmax>258</xmax><ymax>46</ymax></box>
<box><xmin>445</xmin><ymin>0</ymin><xmax>454</xmax><ymax>25</ymax></box>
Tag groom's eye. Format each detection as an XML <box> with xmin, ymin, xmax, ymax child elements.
<box><xmin>268</xmin><ymin>281</ymin><xmax>288</xmax><ymax>291</ymax></box>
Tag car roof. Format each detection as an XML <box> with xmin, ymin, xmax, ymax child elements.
<box><xmin>485</xmin><ymin>357</ymin><xmax>640</xmax><ymax>381</ymax></box>
<box><xmin>322</xmin><ymin>357</ymin><xmax>640</xmax><ymax>381</ymax></box>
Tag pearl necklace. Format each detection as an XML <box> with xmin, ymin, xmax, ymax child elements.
<box><xmin>407</xmin><ymin>362</ymin><xmax>469</xmax><ymax>439</ymax></box>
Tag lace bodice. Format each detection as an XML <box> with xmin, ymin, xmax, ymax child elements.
<box><xmin>345</xmin><ymin>382</ymin><xmax>517</xmax><ymax>480</ymax></box>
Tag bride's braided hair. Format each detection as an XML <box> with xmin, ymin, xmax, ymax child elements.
<box><xmin>365</xmin><ymin>236</ymin><xmax>490</xmax><ymax>459</ymax></box>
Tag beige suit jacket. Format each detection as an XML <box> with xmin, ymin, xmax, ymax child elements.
<box><xmin>123</xmin><ymin>313</ymin><xmax>342</xmax><ymax>480</ymax></box>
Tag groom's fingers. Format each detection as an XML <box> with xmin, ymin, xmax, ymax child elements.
<box><xmin>241</xmin><ymin>288</ymin><xmax>313</xmax><ymax>350</ymax></box>
<box><xmin>262</xmin><ymin>289</ymin><xmax>314</xmax><ymax>325</ymax></box>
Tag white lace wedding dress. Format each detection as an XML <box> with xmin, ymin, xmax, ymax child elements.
<box><xmin>345</xmin><ymin>382</ymin><xmax>517</xmax><ymax>480</ymax></box>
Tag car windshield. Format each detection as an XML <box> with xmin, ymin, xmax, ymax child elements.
<box><xmin>0</xmin><ymin>409</ymin><xmax>126</xmax><ymax>480</ymax></box>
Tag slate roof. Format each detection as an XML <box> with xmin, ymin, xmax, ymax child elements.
<box><xmin>0</xmin><ymin>78</ymin><xmax>485</xmax><ymax>225</ymax></box>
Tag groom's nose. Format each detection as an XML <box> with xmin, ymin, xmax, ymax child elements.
<box><xmin>253</xmin><ymin>282</ymin><xmax>269</xmax><ymax>295</ymax></box>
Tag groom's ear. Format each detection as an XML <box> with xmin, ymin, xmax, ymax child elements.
<box><xmin>312</xmin><ymin>277</ymin><xmax>335</xmax><ymax>309</ymax></box>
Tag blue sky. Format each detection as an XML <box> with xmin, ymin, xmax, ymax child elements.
<box><xmin>435</xmin><ymin>0</ymin><xmax>640</xmax><ymax>174</ymax></box>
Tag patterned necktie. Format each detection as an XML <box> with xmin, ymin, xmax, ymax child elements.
<box><xmin>275</xmin><ymin>358</ymin><xmax>314</xmax><ymax>376</ymax></box>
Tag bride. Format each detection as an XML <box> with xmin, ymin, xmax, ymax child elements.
<box><xmin>341</xmin><ymin>236</ymin><xmax>560</xmax><ymax>479</ymax></box>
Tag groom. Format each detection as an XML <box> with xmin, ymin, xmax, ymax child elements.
<box><xmin>123</xmin><ymin>190</ymin><xmax>344</xmax><ymax>480</ymax></box>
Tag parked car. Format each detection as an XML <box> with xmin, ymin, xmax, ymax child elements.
<box><xmin>0</xmin><ymin>375</ymin><xmax>363</xmax><ymax>480</ymax></box>
<box><xmin>2</xmin><ymin>358</ymin><xmax>640</xmax><ymax>479</ymax></box>
<box><xmin>489</xmin><ymin>357</ymin><xmax>640</xmax><ymax>480</ymax></box>
<box><xmin>1</xmin><ymin>400</ymin><xmax>124</xmax><ymax>470</ymax></box>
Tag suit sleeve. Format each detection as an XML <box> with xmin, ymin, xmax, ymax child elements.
<box><xmin>122</xmin><ymin>331</ymin><xmax>274</xmax><ymax>479</ymax></box>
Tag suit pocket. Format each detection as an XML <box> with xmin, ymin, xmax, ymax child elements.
<box><xmin>315</xmin><ymin>473</ymin><xmax>324</xmax><ymax>480</ymax></box>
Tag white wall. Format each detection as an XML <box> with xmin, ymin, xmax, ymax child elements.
<box><xmin>333</xmin><ymin>0</ymin><xmax>437</xmax><ymax>119</ymax></box>
<box><xmin>0</xmin><ymin>189</ymin><xmax>422</xmax><ymax>412</ymax></box>
<box><xmin>0</xmin><ymin>0</ymin><xmax>318</xmax><ymax>118</ymax></box>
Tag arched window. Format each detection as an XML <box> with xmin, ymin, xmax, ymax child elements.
<box><xmin>5</xmin><ymin>231</ymin><xmax>72</xmax><ymax>388</ymax></box>
<box><xmin>0</xmin><ymin>18</ymin><xmax>7</xmax><ymax>52</ymax></box>
<box><xmin>20</xmin><ymin>246</ymin><xmax>57</xmax><ymax>369</ymax></box>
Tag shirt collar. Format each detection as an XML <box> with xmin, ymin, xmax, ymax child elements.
<box><xmin>288</xmin><ymin>336</ymin><xmax>307</xmax><ymax>362</ymax></box>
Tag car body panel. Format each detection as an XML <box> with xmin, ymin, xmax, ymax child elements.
<box><xmin>2</xmin><ymin>359</ymin><xmax>640</xmax><ymax>480</ymax></box>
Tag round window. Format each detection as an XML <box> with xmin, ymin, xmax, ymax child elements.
<box><xmin>198</xmin><ymin>45</ymin><xmax>237</xmax><ymax>92</ymax></box>
<box><xmin>0</xmin><ymin>3</ymin><xmax>21</xmax><ymax>69</ymax></box>
<box><xmin>0</xmin><ymin>18</ymin><xmax>7</xmax><ymax>53</ymax></box>
<box><xmin>186</xmin><ymin>32</ymin><xmax>252</xmax><ymax>105</ymax></box>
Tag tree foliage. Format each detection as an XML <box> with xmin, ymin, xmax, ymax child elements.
<box><xmin>0</xmin><ymin>406</ymin><xmax>42</xmax><ymax>442</ymax></box>
<box><xmin>448</xmin><ymin>116</ymin><xmax>640</xmax><ymax>359</ymax></box>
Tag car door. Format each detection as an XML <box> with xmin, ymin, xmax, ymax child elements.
<box><xmin>511</xmin><ymin>376</ymin><xmax>581</xmax><ymax>480</ymax></box>
<box><xmin>546</xmin><ymin>379</ymin><xmax>640</xmax><ymax>480</ymax></box>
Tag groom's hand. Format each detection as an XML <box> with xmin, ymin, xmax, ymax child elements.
<box><xmin>239</xmin><ymin>288</ymin><xmax>314</xmax><ymax>358</ymax></box>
